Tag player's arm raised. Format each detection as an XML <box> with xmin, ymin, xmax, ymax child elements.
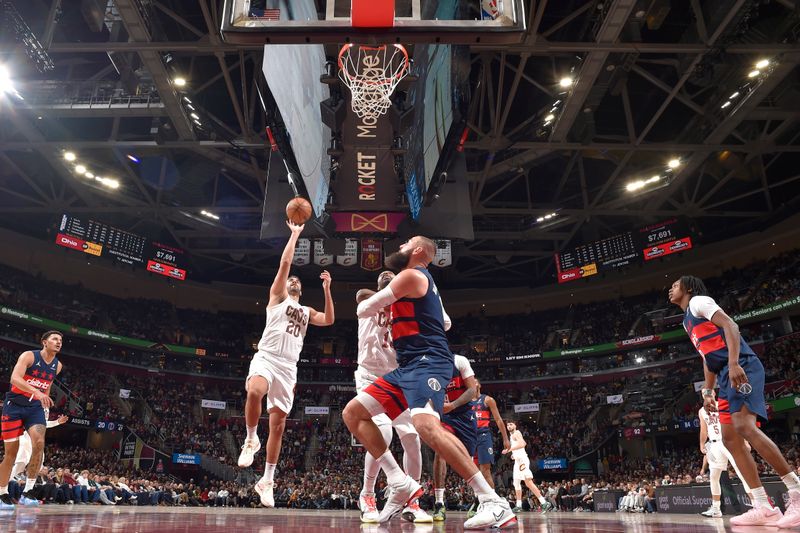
<box><xmin>356</xmin><ymin>269</ymin><xmax>427</xmax><ymax>318</ymax></box>
<box><xmin>309</xmin><ymin>270</ymin><xmax>335</xmax><ymax>326</ymax></box>
<box><xmin>269</xmin><ymin>221</ymin><xmax>304</xmax><ymax>306</ymax></box>
<box><xmin>698</xmin><ymin>412</ymin><xmax>708</xmax><ymax>455</ymax></box>
<box><xmin>356</xmin><ymin>289</ymin><xmax>375</xmax><ymax>304</ymax></box>
<box><xmin>487</xmin><ymin>395</ymin><xmax>511</xmax><ymax>452</ymax></box>
<box><xmin>10</xmin><ymin>351</ymin><xmax>53</xmax><ymax>408</ymax></box>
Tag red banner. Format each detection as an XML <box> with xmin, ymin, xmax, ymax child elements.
<box><xmin>643</xmin><ymin>237</ymin><xmax>693</xmax><ymax>261</ymax></box>
<box><xmin>360</xmin><ymin>239</ymin><xmax>382</xmax><ymax>271</ymax></box>
<box><xmin>557</xmin><ymin>262</ymin><xmax>598</xmax><ymax>284</ymax></box>
<box><xmin>146</xmin><ymin>260</ymin><xmax>187</xmax><ymax>281</ymax></box>
<box><xmin>331</xmin><ymin>212</ymin><xmax>406</xmax><ymax>233</ymax></box>
<box><xmin>55</xmin><ymin>233</ymin><xmax>103</xmax><ymax>256</ymax></box>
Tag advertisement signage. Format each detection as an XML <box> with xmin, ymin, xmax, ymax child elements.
<box><xmin>172</xmin><ymin>453</ymin><xmax>201</xmax><ymax>465</ymax></box>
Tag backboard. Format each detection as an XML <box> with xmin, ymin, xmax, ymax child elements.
<box><xmin>221</xmin><ymin>0</ymin><xmax>527</xmax><ymax>45</ymax></box>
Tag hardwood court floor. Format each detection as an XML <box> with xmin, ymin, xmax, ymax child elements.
<box><xmin>0</xmin><ymin>507</ymin><xmax>749</xmax><ymax>532</ymax></box>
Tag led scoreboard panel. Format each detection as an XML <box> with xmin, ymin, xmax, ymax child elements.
<box><xmin>56</xmin><ymin>214</ymin><xmax>187</xmax><ymax>281</ymax></box>
<box><xmin>556</xmin><ymin>219</ymin><xmax>693</xmax><ymax>283</ymax></box>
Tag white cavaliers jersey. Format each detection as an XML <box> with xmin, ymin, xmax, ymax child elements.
<box><xmin>357</xmin><ymin>308</ymin><xmax>396</xmax><ymax>377</ymax></box>
<box><xmin>256</xmin><ymin>297</ymin><xmax>310</xmax><ymax>364</ymax></box>
<box><xmin>510</xmin><ymin>431</ymin><xmax>529</xmax><ymax>462</ymax></box>
<box><xmin>699</xmin><ymin>407</ymin><xmax>723</xmax><ymax>442</ymax></box>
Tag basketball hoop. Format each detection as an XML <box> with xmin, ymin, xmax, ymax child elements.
<box><xmin>338</xmin><ymin>43</ymin><xmax>409</xmax><ymax>120</ymax></box>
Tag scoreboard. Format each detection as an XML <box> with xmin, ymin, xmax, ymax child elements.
<box><xmin>56</xmin><ymin>214</ymin><xmax>187</xmax><ymax>281</ymax></box>
<box><xmin>555</xmin><ymin>219</ymin><xmax>693</xmax><ymax>284</ymax></box>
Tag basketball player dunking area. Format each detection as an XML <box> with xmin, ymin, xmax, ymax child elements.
<box><xmin>698</xmin><ymin>405</ymin><xmax>751</xmax><ymax>517</ymax></box>
<box><xmin>503</xmin><ymin>421</ymin><xmax>553</xmax><ymax>513</ymax></box>
<box><xmin>670</xmin><ymin>275</ymin><xmax>800</xmax><ymax>527</ymax></box>
<box><xmin>237</xmin><ymin>222</ymin><xmax>335</xmax><ymax>507</ymax></box>
<box><xmin>432</xmin><ymin>354</ymin><xmax>478</xmax><ymax>522</ymax></box>
<box><xmin>0</xmin><ymin>331</ymin><xmax>63</xmax><ymax>509</ymax></box>
<box><xmin>342</xmin><ymin>236</ymin><xmax>516</xmax><ymax>529</ymax></box>
<box><xmin>354</xmin><ymin>270</ymin><xmax>429</xmax><ymax>524</ymax></box>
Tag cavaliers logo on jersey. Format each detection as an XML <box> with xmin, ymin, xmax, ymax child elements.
<box><xmin>519</xmin><ymin>463</ymin><xmax>526</xmax><ymax>471</ymax></box>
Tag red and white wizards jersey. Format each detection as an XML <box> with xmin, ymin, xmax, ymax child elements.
<box><xmin>256</xmin><ymin>297</ymin><xmax>310</xmax><ymax>364</ymax></box>
<box><xmin>357</xmin><ymin>308</ymin><xmax>397</xmax><ymax>378</ymax></box>
<box><xmin>699</xmin><ymin>407</ymin><xmax>722</xmax><ymax>441</ymax></box>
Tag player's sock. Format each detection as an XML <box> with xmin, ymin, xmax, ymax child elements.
<box><xmin>467</xmin><ymin>472</ymin><xmax>494</xmax><ymax>502</ymax></box>
<box><xmin>782</xmin><ymin>472</ymin><xmax>800</xmax><ymax>494</ymax></box>
<box><xmin>751</xmin><ymin>486</ymin><xmax>773</xmax><ymax>509</ymax></box>
<box><xmin>263</xmin><ymin>462</ymin><xmax>277</xmax><ymax>482</ymax></box>
<box><xmin>538</xmin><ymin>495</ymin><xmax>546</xmax><ymax>505</ymax></box>
<box><xmin>363</xmin><ymin>453</ymin><xmax>380</xmax><ymax>495</ymax></box>
<box><xmin>377</xmin><ymin>450</ymin><xmax>406</xmax><ymax>485</ymax></box>
<box><xmin>0</xmin><ymin>486</ymin><xmax>8</xmax><ymax>496</ymax></box>
<box><xmin>712</xmin><ymin>500</ymin><xmax>721</xmax><ymax>510</ymax></box>
<box><xmin>435</xmin><ymin>488</ymin><xmax>445</xmax><ymax>504</ymax></box>
<box><xmin>246</xmin><ymin>425</ymin><xmax>258</xmax><ymax>441</ymax></box>
<box><xmin>24</xmin><ymin>477</ymin><xmax>35</xmax><ymax>493</ymax></box>
<box><xmin>515</xmin><ymin>499</ymin><xmax>522</xmax><ymax>507</ymax></box>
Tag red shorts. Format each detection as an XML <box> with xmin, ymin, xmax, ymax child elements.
<box><xmin>363</xmin><ymin>377</ymin><xmax>409</xmax><ymax>420</ymax></box>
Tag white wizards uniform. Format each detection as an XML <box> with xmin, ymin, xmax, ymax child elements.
<box><xmin>699</xmin><ymin>407</ymin><xmax>745</xmax><ymax>476</ymax></box>
<box><xmin>354</xmin><ymin>308</ymin><xmax>415</xmax><ymax>436</ymax></box>
<box><xmin>511</xmin><ymin>431</ymin><xmax>534</xmax><ymax>488</ymax></box>
<box><xmin>247</xmin><ymin>297</ymin><xmax>310</xmax><ymax>414</ymax></box>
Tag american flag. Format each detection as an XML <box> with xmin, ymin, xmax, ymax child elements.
<box><xmin>251</xmin><ymin>8</ymin><xmax>281</xmax><ymax>21</ymax></box>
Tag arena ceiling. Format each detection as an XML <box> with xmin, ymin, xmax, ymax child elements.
<box><xmin>1</xmin><ymin>0</ymin><xmax>799</xmax><ymax>289</ymax></box>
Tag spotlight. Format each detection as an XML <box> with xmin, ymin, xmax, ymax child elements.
<box><xmin>183</xmin><ymin>96</ymin><xmax>192</xmax><ymax>103</ymax></box>
<box><xmin>720</xmin><ymin>101</ymin><xmax>731</xmax><ymax>109</ymax></box>
<box><xmin>728</xmin><ymin>92</ymin><xmax>740</xmax><ymax>99</ymax></box>
<box><xmin>747</xmin><ymin>70</ymin><xmax>760</xmax><ymax>78</ymax></box>
<box><xmin>559</xmin><ymin>77</ymin><xmax>573</xmax><ymax>88</ymax></box>
<box><xmin>544</xmin><ymin>113</ymin><xmax>555</xmax><ymax>122</ymax></box>
<box><xmin>755</xmin><ymin>59</ymin><xmax>769</xmax><ymax>69</ymax></box>
<box><xmin>193</xmin><ymin>119</ymin><xmax>202</xmax><ymax>126</ymax></box>
<box><xmin>667</xmin><ymin>158</ymin><xmax>680</xmax><ymax>169</ymax></box>
<box><xmin>74</xmin><ymin>165</ymin><xmax>87</xmax><ymax>175</ymax></box>
<box><xmin>190</xmin><ymin>113</ymin><xmax>199</xmax><ymax>120</ymax></box>
<box><xmin>173</xmin><ymin>77</ymin><xmax>187</xmax><ymax>87</ymax></box>
<box><xmin>536</xmin><ymin>217</ymin><xmax>544</xmax><ymax>222</ymax></box>
<box><xmin>63</xmin><ymin>151</ymin><xmax>76</xmax><ymax>162</ymax></box>
<box><xmin>126</xmin><ymin>154</ymin><xmax>140</xmax><ymax>163</ymax></box>
<box><xmin>85</xmin><ymin>172</ymin><xmax>94</xmax><ymax>178</ymax></box>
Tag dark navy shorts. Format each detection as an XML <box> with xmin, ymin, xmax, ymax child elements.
<box><xmin>2</xmin><ymin>398</ymin><xmax>46</xmax><ymax>442</ymax></box>
<box><xmin>718</xmin><ymin>355</ymin><xmax>767</xmax><ymax>424</ymax></box>
<box><xmin>475</xmin><ymin>431</ymin><xmax>495</xmax><ymax>465</ymax></box>
<box><xmin>366</xmin><ymin>354</ymin><xmax>453</xmax><ymax>419</ymax></box>
<box><xmin>442</xmin><ymin>408</ymin><xmax>478</xmax><ymax>456</ymax></box>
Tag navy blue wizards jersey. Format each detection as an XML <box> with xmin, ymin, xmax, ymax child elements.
<box><xmin>390</xmin><ymin>267</ymin><xmax>452</xmax><ymax>365</ymax></box>
<box><xmin>683</xmin><ymin>296</ymin><xmax>756</xmax><ymax>374</ymax></box>
<box><xmin>7</xmin><ymin>349</ymin><xmax>58</xmax><ymax>406</ymax></box>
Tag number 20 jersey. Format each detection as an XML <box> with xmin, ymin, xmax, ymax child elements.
<box><xmin>256</xmin><ymin>297</ymin><xmax>309</xmax><ymax>365</ymax></box>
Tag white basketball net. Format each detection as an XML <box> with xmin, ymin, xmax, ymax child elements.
<box><xmin>338</xmin><ymin>44</ymin><xmax>409</xmax><ymax>120</ymax></box>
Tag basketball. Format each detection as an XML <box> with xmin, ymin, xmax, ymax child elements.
<box><xmin>286</xmin><ymin>197</ymin><xmax>313</xmax><ymax>225</ymax></box>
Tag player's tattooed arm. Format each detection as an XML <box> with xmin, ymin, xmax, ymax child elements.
<box><xmin>443</xmin><ymin>376</ymin><xmax>478</xmax><ymax>413</ymax></box>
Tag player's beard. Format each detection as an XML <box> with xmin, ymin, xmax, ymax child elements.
<box><xmin>288</xmin><ymin>286</ymin><xmax>301</xmax><ymax>297</ymax></box>
<box><xmin>384</xmin><ymin>249</ymin><xmax>412</xmax><ymax>271</ymax></box>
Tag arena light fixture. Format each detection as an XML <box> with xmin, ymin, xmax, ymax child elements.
<box><xmin>183</xmin><ymin>96</ymin><xmax>192</xmax><ymax>103</ymax></box>
<box><xmin>173</xmin><ymin>77</ymin><xmax>187</xmax><ymax>87</ymax></box>
<box><xmin>74</xmin><ymin>164</ymin><xmax>87</xmax><ymax>175</ymax></box>
<box><xmin>747</xmin><ymin>69</ymin><xmax>760</xmax><ymax>78</ymax></box>
<box><xmin>720</xmin><ymin>101</ymin><xmax>731</xmax><ymax>109</ymax></box>
<box><xmin>190</xmin><ymin>112</ymin><xmax>200</xmax><ymax>120</ymax></box>
<box><xmin>755</xmin><ymin>59</ymin><xmax>770</xmax><ymax>69</ymax></box>
<box><xmin>193</xmin><ymin>119</ymin><xmax>202</xmax><ymax>126</ymax></box>
<box><xmin>667</xmin><ymin>158</ymin><xmax>681</xmax><ymax>169</ymax></box>
<box><xmin>126</xmin><ymin>154</ymin><xmax>140</xmax><ymax>163</ymax></box>
<box><xmin>626</xmin><ymin>180</ymin><xmax>645</xmax><ymax>192</ymax></box>
<box><xmin>85</xmin><ymin>172</ymin><xmax>94</xmax><ymax>178</ymax></box>
<box><xmin>635</xmin><ymin>356</ymin><xmax>645</xmax><ymax>364</ymax></box>
<box><xmin>201</xmin><ymin>210</ymin><xmax>220</xmax><ymax>220</ymax></box>
<box><xmin>728</xmin><ymin>91</ymin><xmax>740</xmax><ymax>99</ymax></box>
<box><xmin>559</xmin><ymin>76</ymin><xmax>573</xmax><ymax>88</ymax></box>
<box><xmin>0</xmin><ymin>64</ymin><xmax>22</xmax><ymax>99</ymax></box>
<box><xmin>63</xmin><ymin>151</ymin><xmax>76</xmax><ymax>162</ymax></box>
<box><xmin>544</xmin><ymin>113</ymin><xmax>555</xmax><ymax>122</ymax></box>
